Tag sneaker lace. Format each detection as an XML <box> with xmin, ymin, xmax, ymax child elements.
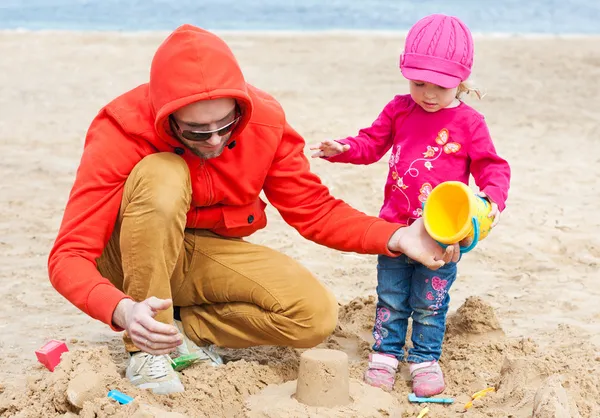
<box><xmin>198</xmin><ymin>345</ymin><xmax>223</xmax><ymax>365</ymax></box>
<box><xmin>135</xmin><ymin>353</ymin><xmax>174</xmax><ymax>379</ymax></box>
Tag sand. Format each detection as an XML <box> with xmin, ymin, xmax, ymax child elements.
<box><xmin>294</xmin><ymin>349</ymin><xmax>350</xmax><ymax>407</ymax></box>
<box><xmin>0</xmin><ymin>31</ymin><xmax>599</xmax><ymax>417</ymax></box>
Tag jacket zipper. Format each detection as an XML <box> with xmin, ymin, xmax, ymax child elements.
<box><xmin>199</xmin><ymin>159</ymin><xmax>213</xmax><ymax>206</ymax></box>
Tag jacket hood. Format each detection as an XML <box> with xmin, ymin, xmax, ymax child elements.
<box><xmin>150</xmin><ymin>24</ymin><xmax>253</xmax><ymax>147</ymax></box>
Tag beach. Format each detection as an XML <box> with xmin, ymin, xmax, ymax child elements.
<box><xmin>0</xmin><ymin>31</ymin><xmax>599</xmax><ymax>417</ymax></box>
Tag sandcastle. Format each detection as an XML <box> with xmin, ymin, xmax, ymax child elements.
<box><xmin>295</xmin><ymin>348</ymin><xmax>350</xmax><ymax>407</ymax></box>
<box><xmin>245</xmin><ymin>348</ymin><xmax>401</xmax><ymax>417</ymax></box>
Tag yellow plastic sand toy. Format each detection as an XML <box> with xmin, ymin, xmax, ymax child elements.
<box><xmin>422</xmin><ymin>181</ymin><xmax>493</xmax><ymax>253</ymax></box>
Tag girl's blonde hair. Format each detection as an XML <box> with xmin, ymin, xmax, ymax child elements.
<box><xmin>456</xmin><ymin>79</ymin><xmax>485</xmax><ymax>100</ymax></box>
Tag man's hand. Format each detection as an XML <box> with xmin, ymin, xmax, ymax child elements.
<box><xmin>387</xmin><ymin>218</ymin><xmax>460</xmax><ymax>269</ymax></box>
<box><xmin>112</xmin><ymin>297</ymin><xmax>182</xmax><ymax>355</ymax></box>
<box><xmin>310</xmin><ymin>139</ymin><xmax>350</xmax><ymax>158</ymax></box>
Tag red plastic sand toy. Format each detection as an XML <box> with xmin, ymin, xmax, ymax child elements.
<box><xmin>35</xmin><ymin>340</ymin><xmax>69</xmax><ymax>372</ymax></box>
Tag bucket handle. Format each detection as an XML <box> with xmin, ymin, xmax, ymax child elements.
<box><xmin>458</xmin><ymin>217</ymin><xmax>480</xmax><ymax>254</ymax></box>
<box><xmin>460</xmin><ymin>194</ymin><xmax>490</xmax><ymax>254</ymax></box>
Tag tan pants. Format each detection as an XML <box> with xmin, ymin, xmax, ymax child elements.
<box><xmin>97</xmin><ymin>153</ymin><xmax>338</xmax><ymax>352</ymax></box>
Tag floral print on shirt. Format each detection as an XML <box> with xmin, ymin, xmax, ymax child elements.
<box><xmin>389</xmin><ymin>129</ymin><xmax>461</xmax><ymax>220</ymax></box>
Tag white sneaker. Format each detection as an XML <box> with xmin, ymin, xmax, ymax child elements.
<box><xmin>126</xmin><ymin>352</ymin><xmax>184</xmax><ymax>394</ymax></box>
<box><xmin>174</xmin><ymin>319</ymin><xmax>223</xmax><ymax>366</ymax></box>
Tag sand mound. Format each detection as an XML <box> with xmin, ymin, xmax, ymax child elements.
<box><xmin>1</xmin><ymin>297</ymin><xmax>599</xmax><ymax>417</ymax></box>
<box><xmin>532</xmin><ymin>375</ymin><xmax>577</xmax><ymax>418</ymax></box>
<box><xmin>246</xmin><ymin>348</ymin><xmax>403</xmax><ymax>416</ymax></box>
<box><xmin>245</xmin><ymin>379</ymin><xmax>402</xmax><ymax>417</ymax></box>
<box><xmin>0</xmin><ymin>347</ymin><xmax>288</xmax><ymax>417</ymax></box>
<box><xmin>446</xmin><ymin>296</ymin><xmax>505</xmax><ymax>343</ymax></box>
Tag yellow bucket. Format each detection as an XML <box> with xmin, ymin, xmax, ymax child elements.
<box><xmin>422</xmin><ymin>181</ymin><xmax>492</xmax><ymax>253</ymax></box>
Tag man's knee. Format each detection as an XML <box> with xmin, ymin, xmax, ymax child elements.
<box><xmin>126</xmin><ymin>153</ymin><xmax>191</xmax><ymax>217</ymax></box>
<box><xmin>288</xmin><ymin>287</ymin><xmax>339</xmax><ymax>348</ymax></box>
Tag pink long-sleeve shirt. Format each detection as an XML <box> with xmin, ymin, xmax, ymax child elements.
<box><xmin>326</xmin><ymin>94</ymin><xmax>511</xmax><ymax>226</ymax></box>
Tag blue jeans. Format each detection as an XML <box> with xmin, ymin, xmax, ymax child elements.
<box><xmin>372</xmin><ymin>254</ymin><xmax>457</xmax><ymax>363</ymax></box>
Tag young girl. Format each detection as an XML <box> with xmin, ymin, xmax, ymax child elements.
<box><xmin>311</xmin><ymin>14</ymin><xmax>511</xmax><ymax>397</ymax></box>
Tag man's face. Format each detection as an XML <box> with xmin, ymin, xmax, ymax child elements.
<box><xmin>171</xmin><ymin>98</ymin><xmax>238</xmax><ymax>159</ymax></box>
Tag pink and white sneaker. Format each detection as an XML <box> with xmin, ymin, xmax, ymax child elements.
<box><xmin>364</xmin><ymin>353</ymin><xmax>399</xmax><ymax>391</ymax></box>
<box><xmin>409</xmin><ymin>360</ymin><xmax>445</xmax><ymax>397</ymax></box>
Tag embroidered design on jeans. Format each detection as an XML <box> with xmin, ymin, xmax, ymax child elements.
<box><xmin>373</xmin><ymin>307</ymin><xmax>391</xmax><ymax>348</ymax></box>
<box><xmin>428</xmin><ymin>276</ymin><xmax>449</xmax><ymax>315</ymax></box>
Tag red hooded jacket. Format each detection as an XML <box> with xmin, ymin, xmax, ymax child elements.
<box><xmin>48</xmin><ymin>25</ymin><xmax>401</xmax><ymax>329</ymax></box>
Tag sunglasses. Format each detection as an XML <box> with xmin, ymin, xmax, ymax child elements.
<box><xmin>170</xmin><ymin>109</ymin><xmax>241</xmax><ymax>142</ymax></box>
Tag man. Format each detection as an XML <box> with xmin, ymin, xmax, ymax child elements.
<box><xmin>48</xmin><ymin>24</ymin><xmax>458</xmax><ymax>394</ymax></box>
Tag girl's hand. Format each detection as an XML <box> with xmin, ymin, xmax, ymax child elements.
<box><xmin>478</xmin><ymin>191</ymin><xmax>500</xmax><ymax>228</ymax></box>
<box><xmin>310</xmin><ymin>140</ymin><xmax>350</xmax><ymax>158</ymax></box>
<box><xmin>459</xmin><ymin>192</ymin><xmax>500</xmax><ymax>247</ymax></box>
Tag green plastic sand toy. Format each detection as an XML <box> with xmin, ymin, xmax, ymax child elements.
<box><xmin>171</xmin><ymin>353</ymin><xmax>202</xmax><ymax>371</ymax></box>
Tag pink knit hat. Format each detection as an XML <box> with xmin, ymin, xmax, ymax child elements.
<box><xmin>400</xmin><ymin>14</ymin><xmax>474</xmax><ymax>88</ymax></box>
